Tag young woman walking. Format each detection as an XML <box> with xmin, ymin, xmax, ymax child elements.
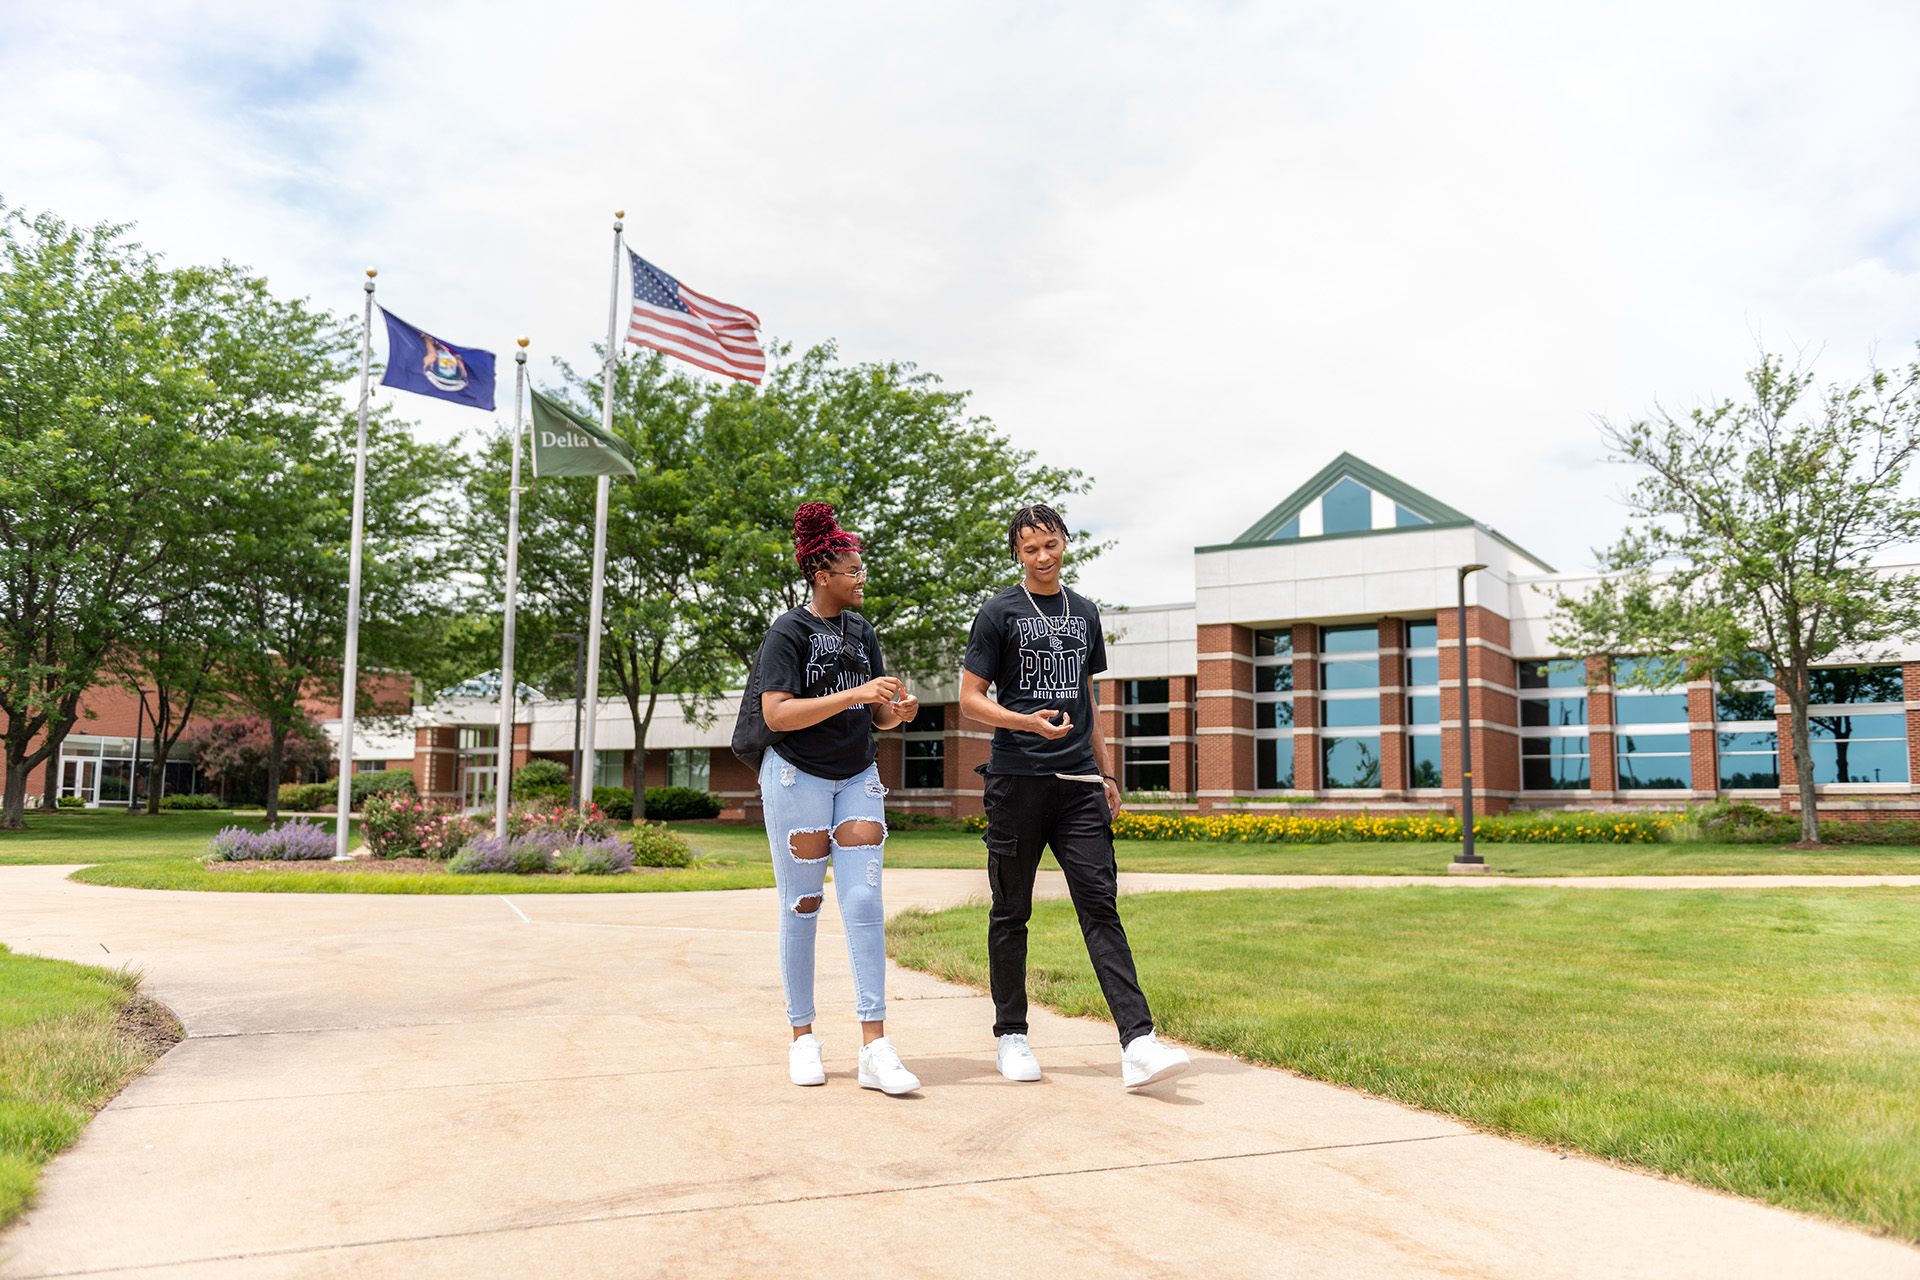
<box><xmin>755</xmin><ymin>503</ymin><xmax>922</xmax><ymax>1094</ymax></box>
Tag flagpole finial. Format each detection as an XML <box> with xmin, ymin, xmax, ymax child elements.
<box><xmin>516</xmin><ymin>336</ymin><xmax>529</xmax><ymax>364</ymax></box>
<box><xmin>364</xmin><ymin>267</ymin><xmax>377</xmax><ymax>294</ymax></box>
<box><xmin>518</xmin><ymin>336</ymin><xmax>530</xmax><ymax>347</ymax></box>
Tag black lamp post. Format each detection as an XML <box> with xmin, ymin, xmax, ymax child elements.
<box><xmin>1455</xmin><ymin>564</ymin><xmax>1489</xmax><ymax>868</ymax></box>
<box><xmin>555</xmin><ymin>632</ymin><xmax>586</xmax><ymax>810</ymax></box>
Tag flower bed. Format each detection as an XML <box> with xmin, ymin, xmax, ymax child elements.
<box><xmin>962</xmin><ymin>810</ymin><xmax>1681</xmax><ymax>844</ymax></box>
<box><xmin>361</xmin><ymin>795</ymin><xmax>481</xmax><ymax>859</ymax></box>
<box><xmin>204</xmin><ymin>819</ymin><xmax>335</xmax><ymax>862</ymax></box>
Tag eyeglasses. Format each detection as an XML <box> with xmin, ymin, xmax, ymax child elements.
<box><xmin>827</xmin><ymin>568</ymin><xmax>869</xmax><ymax>582</ymax></box>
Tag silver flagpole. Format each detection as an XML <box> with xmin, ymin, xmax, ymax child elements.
<box><xmin>577</xmin><ymin>210</ymin><xmax>624</xmax><ymax>812</ymax></box>
<box><xmin>333</xmin><ymin>267</ymin><xmax>377</xmax><ymax>858</ymax></box>
<box><xmin>495</xmin><ymin>337</ymin><xmax>530</xmax><ymax>839</ymax></box>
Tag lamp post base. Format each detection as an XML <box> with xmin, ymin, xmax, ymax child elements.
<box><xmin>1448</xmin><ymin>860</ymin><xmax>1494</xmax><ymax>875</ymax></box>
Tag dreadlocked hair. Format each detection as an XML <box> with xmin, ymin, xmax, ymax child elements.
<box><xmin>1008</xmin><ymin>504</ymin><xmax>1069</xmax><ymax>561</ymax></box>
<box><xmin>793</xmin><ymin>502</ymin><xmax>862</xmax><ymax>587</ymax></box>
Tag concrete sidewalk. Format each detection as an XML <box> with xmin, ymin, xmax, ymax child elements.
<box><xmin>1</xmin><ymin>863</ymin><xmax>1914</xmax><ymax>1278</ymax></box>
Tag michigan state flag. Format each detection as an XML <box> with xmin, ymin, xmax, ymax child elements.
<box><xmin>529</xmin><ymin>390</ymin><xmax>638</xmax><ymax>478</ymax></box>
<box><xmin>379</xmin><ymin>308</ymin><xmax>497</xmax><ymax>410</ymax></box>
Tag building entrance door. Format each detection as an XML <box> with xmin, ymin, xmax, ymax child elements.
<box><xmin>60</xmin><ymin>758</ymin><xmax>98</xmax><ymax>806</ymax></box>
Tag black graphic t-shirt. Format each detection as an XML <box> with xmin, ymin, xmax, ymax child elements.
<box><xmin>759</xmin><ymin>606</ymin><xmax>886</xmax><ymax>781</ymax></box>
<box><xmin>963</xmin><ymin>585</ymin><xmax>1107</xmax><ymax>775</ymax></box>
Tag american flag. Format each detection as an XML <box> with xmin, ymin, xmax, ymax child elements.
<box><xmin>625</xmin><ymin>250</ymin><xmax>765</xmax><ymax>384</ymax></box>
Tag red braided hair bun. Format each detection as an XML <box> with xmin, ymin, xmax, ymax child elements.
<box><xmin>793</xmin><ymin>502</ymin><xmax>861</xmax><ymax>575</ymax></box>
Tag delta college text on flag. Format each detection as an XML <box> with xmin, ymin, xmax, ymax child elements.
<box><xmin>378</xmin><ymin>308</ymin><xmax>497</xmax><ymax>410</ymax></box>
<box><xmin>626</xmin><ymin>251</ymin><xmax>766</xmax><ymax>384</ymax></box>
<box><xmin>528</xmin><ymin>389</ymin><xmax>639</xmax><ymax>478</ymax></box>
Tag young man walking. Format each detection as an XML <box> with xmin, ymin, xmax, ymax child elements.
<box><xmin>959</xmin><ymin>504</ymin><xmax>1191</xmax><ymax>1089</ymax></box>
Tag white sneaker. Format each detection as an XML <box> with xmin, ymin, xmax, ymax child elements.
<box><xmin>996</xmin><ymin>1033</ymin><xmax>1042</xmax><ymax>1082</ymax></box>
<box><xmin>1121</xmin><ymin>1032</ymin><xmax>1190</xmax><ymax>1088</ymax></box>
<box><xmin>789</xmin><ymin>1033</ymin><xmax>826</xmax><ymax>1087</ymax></box>
<box><xmin>858</xmin><ymin>1037</ymin><xmax>921</xmax><ymax>1095</ymax></box>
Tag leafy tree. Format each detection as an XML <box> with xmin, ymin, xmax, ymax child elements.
<box><xmin>187</xmin><ymin>712</ymin><xmax>331</xmax><ymax>807</ymax></box>
<box><xmin>471</xmin><ymin>352</ymin><xmax>730</xmax><ymax>822</ymax></box>
<box><xmin>219</xmin><ymin>403</ymin><xmax>463</xmax><ymax>822</ymax></box>
<box><xmin>0</xmin><ymin>206</ymin><xmax>243</xmax><ymax>827</ymax></box>
<box><xmin>694</xmin><ymin>341</ymin><xmax>1101</xmax><ymax>676</ymax></box>
<box><xmin>1551</xmin><ymin>353</ymin><xmax>1920</xmax><ymax>843</ymax></box>
<box><xmin>108</xmin><ymin>582</ymin><xmax>236</xmax><ymax>813</ymax></box>
<box><xmin>467</xmin><ymin>342</ymin><xmax>1101</xmax><ymax>821</ymax></box>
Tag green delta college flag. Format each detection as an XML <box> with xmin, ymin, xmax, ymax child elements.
<box><xmin>529</xmin><ymin>390</ymin><xmax>638</xmax><ymax>478</ymax></box>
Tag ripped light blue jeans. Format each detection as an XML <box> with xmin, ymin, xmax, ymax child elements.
<box><xmin>759</xmin><ymin>750</ymin><xmax>889</xmax><ymax>1026</ymax></box>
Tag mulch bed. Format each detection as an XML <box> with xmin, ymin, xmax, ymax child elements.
<box><xmin>206</xmin><ymin>856</ymin><xmax>448</xmax><ymax>875</ymax></box>
<box><xmin>115</xmin><ymin>993</ymin><xmax>184</xmax><ymax>1061</ymax></box>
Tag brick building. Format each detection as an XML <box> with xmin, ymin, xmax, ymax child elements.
<box><xmin>319</xmin><ymin>452</ymin><xmax>1920</xmax><ymax>826</ymax></box>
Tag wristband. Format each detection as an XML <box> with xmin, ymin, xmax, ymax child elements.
<box><xmin>1101</xmin><ymin>774</ymin><xmax>1117</xmax><ymax>783</ymax></box>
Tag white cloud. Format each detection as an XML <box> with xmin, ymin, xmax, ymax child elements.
<box><xmin>6</xmin><ymin>0</ymin><xmax>1920</xmax><ymax>604</ymax></box>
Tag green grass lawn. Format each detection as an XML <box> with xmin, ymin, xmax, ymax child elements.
<box><xmin>889</xmin><ymin>887</ymin><xmax>1920</xmax><ymax>1240</ymax></box>
<box><xmin>669</xmin><ymin>821</ymin><xmax>1920</xmax><ymax>877</ymax></box>
<box><xmin>0</xmin><ymin>945</ymin><xmax>170</xmax><ymax>1229</ymax></box>
<box><xmin>0</xmin><ymin>810</ymin><xmax>337</xmax><ymax>865</ymax></box>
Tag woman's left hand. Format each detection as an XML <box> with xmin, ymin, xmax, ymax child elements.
<box><xmin>892</xmin><ymin>692</ymin><xmax>919</xmax><ymax>723</ymax></box>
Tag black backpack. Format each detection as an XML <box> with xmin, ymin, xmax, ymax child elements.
<box><xmin>731</xmin><ymin>634</ymin><xmax>787</xmax><ymax>774</ymax></box>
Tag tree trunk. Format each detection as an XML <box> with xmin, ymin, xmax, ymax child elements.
<box><xmin>39</xmin><ymin>723</ymin><xmax>68</xmax><ymax>814</ymax></box>
<box><xmin>1786</xmin><ymin>688</ymin><xmax>1820</xmax><ymax>845</ymax></box>
<box><xmin>1</xmin><ymin>751</ymin><xmax>28</xmax><ymax>830</ymax></box>
<box><xmin>632</xmin><ymin>689</ymin><xmax>662</xmax><ymax>825</ymax></box>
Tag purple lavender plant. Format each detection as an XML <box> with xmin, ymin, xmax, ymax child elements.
<box><xmin>204</xmin><ymin>818</ymin><xmax>336</xmax><ymax>862</ymax></box>
<box><xmin>205</xmin><ymin>825</ymin><xmax>263</xmax><ymax>862</ymax></box>
<box><xmin>553</xmin><ymin>835</ymin><xmax>635</xmax><ymax>876</ymax></box>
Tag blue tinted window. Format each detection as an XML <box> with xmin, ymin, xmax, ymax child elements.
<box><xmin>1521</xmin><ymin>697</ymin><xmax>1586</xmax><ymax>727</ymax></box>
<box><xmin>1406</xmin><ymin>695</ymin><xmax>1440</xmax><ymax>725</ymax></box>
<box><xmin>1256</xmin><ymin>701</ymin><xmax>1294</xmax><ymax>729</ymax></box>
<box><xmin>1322</xmin><ymin>736</ymin><xmax>1382</xmax><ymax>788</ymax></box>
<box><xmin>1405</xmin><ymin>655</ymin><xmax>1440</xmax><ymax>686</ymax></box>
<box><xmin>1256</xmin><ymin>737</ymin><xmax>1294</xmax><ymax>789</ymax></box>
<box><xmin>1273</xmin><ymin>517</ymin><xmax>1299</xmax><ymax>540</ymax></box>
<box><xmin>1717</xmin><ymin>731</ymin><xmax>1777</xmax><ymax>753</ymax></box>
<box><xmin>1395</xmin><ymin>504</ymin><xmax>1429</xmax><ymax>527</ymax></box>
<box><xmin>1321</xmin><ymin>624</ymin><xmax>1377</xmax><ymax>653</ymax></box>
<box><xmin>1518</xmin><ymin>660</ymin><xmax>1585</xmax><ymax>689</ymax></box>
<box><xmin>1408</xmin><ymin>733</ymin><xmax>1442</xmax><ymax>787</ymax></box>
<box><xmin>1809</xmin><ymin>667</ymin><xmax>1904</xmax><ymax>705</ymax></box>
<box><xmin>1256</xmin><ymin>664</ymin><xmax>1294</xmax><ymax>693</ymax></box>
<box><xmin>1322</xmin><ymin>660</ymin><xmax>1378</xmax><ymax>691</ymax></box>
<box><xmin>1522</xmin><ymin>737</ymin><xmax>1590</xmax><ymax>790</ymax></box>
<box><xmin>1808</xmin><ymin>712</ymin><xmax>1906</xmax><ymax>742</ymax></box>
<box><xmin>1716</xmin><ymin>689</ymin><xmax>1775</xmax><ymax>722</ymax></box>
<box><xmin>1615</xmin><ymin>656</ymin><xmax>1686</xmax><ymax>687</ymax></box>
<box><xmin>1617</xmin><ymin>733</ymin><xmax>1692</xmax><ymax>755</ymax></box>
<box><xmin>1322</xmin><ymin>478</ymin><xmax>1373</xmax><ymax>534</ymax></box>
<box><xmin>1406</xmin><ymin>620</ymin><xmax>1439</xmax><ymax>649</ymax></box>
<box><xmin>1255</xmin><ymin>629</ymin><xmax>1293</xmax><ymax>656</ymax></box>
<box><xmin>1124</xmin><ymin>712</ymin><xmax>1169</xmax><ymax>737</ymax></box>
<box><xmin>1322</xmin><ymin>697</ymin><xmax>1380</xmax><ymax>728</ymax></box>
<box><xmin>1617</xmin><ymin>759</ymin><xmax>1691</xmax><ymax>789</ymax></box>
<box><xmin>1614</xmin><ymin>694</ymin><xmax>1689</xmax><ymax>724</ymax></box>
<box><xmin>1810</xmin><ymin>736</ymin><xmax>1908</xmax><ymax>784</ymax></box>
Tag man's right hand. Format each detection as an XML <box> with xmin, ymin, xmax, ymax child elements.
<box><xmin>1024</xmin><ymin>709</ymin><xmax>1072</xmax><ymax>739</ymax></box>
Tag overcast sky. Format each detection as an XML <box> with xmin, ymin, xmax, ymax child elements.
<box><xmin>6</xmin><ymin>1</ymin><xmax>1920</xmax><ymax>604</ymax></box>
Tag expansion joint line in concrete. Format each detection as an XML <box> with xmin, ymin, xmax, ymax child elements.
<box><xmin>9</xmin><ymin>1133</ymin><xmax>1470</xmax><ymax>1278</ymax></box>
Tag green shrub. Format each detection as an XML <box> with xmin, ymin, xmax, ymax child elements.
<box><xmin>276</xmin><ymin>781</ymin><xmax>334</xmax><ymax>812</ymax></box>
<box><xmin>623</xmin><ymin>823</ymin><xmax>697</xmax><ymax>868</ymax></box>
<box><xmin>592</xmin><ymin>786</ymin><xmax>633</xmax><ymax>820</ymax></box>
<box><xmin>349</xmin><ymin>769</ymin><xmax>416</xmax><ymax>809</ymax></box>
<box><xmin>1697</xmin><ymin>801</ymin><xmax>1800</xmax><ymax>844</ymax></box>
<box><xmin>645</xmin><ymin>786</ymin><xmax>721</xmax><ymax>821</ymax></box>
<box><xmin>360</xmin><ymin>793</ymin><xmax>477</xmax><ymax>859</ymax></box>
<box><xmin>55</xmin><ymin>797</ymin><xmax>84</xmax><ymax>809</ymax></box>
<box><xmin>157</xmin><ymin>794</ymin><xmax>222</xmax><ymax>811</ymax></box>
<box><xmin>885</xmin><ymin>809</ymin><xmax>968</xmax><ymax>832</ymax></box>
<box><xmin>1819</xmin><ymin>819</ymin><xmax>1920</xmax><ymax>846</ymax></box>
<box><xmin>510</xmin><ymin>759</ymin><xmax>572</xmax><ymax>804</ymax></box>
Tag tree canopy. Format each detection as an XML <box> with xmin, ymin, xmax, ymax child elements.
<box><xmin>1551</xmin><ymin>352</ymin><xmax>1920</xmax><ymax>842</ymax></box>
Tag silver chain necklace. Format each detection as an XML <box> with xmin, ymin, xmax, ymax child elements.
<box><xmin>807</xmin><ymin>601</ymin><xmax>847</xmax><ymax>644</ymax></box>
<box><xmin>1023</xmin><ymin>584</ymin><xmax>1070</xmax><ymax>651</ymax></box>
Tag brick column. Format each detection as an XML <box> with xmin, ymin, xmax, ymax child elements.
<box><xmin>1377</xmin><ymin>617</ymin><xmax>1406</xmax><ymax>798</ymax></box>
<box><xmin>1689</xmin><ymin>680</ymin><xmax>1717</xmax><ymax>796</ymax></box>
<box><xmin>1169</xmin><ymin>675</ymin><xmax>1197</xmax><ymax>797</ymax></box>
<box><xmin>416</xmin><ymin>726</ymin><xmax>459</xmax><ymax>802</ymax></box>
<box><xmin>1437</xmin><ymin>605</ymin><xmax>1515</xmax><ymax>814</ymax></box>
<box><xmin>875</xmin><ymin>734</ymin><xmax>903</xmax><ymax>792</ymax></box>
<box><xmin>1292</xmin><ymin>622</ymin><xmax>1318</xmax><ymax>793</ymax></box>
<box><xmin>1906</xmin><ymin>665</ymin><xmax>1920</xmax><ymax>791</ymax></box>
<box><xmin>1587</xmin><ymin>656</ymin><xmax>1618</xmax><ymax>794</ymax></box>
<box><xmin>1197</xmin><ymin>624</ymin><xmax>1254</xmax><ymax>808</ymax></box>
<box><xmin>953</xmin><ymin>698</ymin><xmax>993</xmax><ymax>818</ymax></box>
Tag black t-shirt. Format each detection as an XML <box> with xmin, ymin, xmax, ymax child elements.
<box><xmin>963</xmin><ymin>584</ymin><xmax>1107</xmax><ymax>775</ymax></box>
<box><xmin>759</xmin><ymin>606</ymin><xmax>886</xmax><ymax>781</ymax></box>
